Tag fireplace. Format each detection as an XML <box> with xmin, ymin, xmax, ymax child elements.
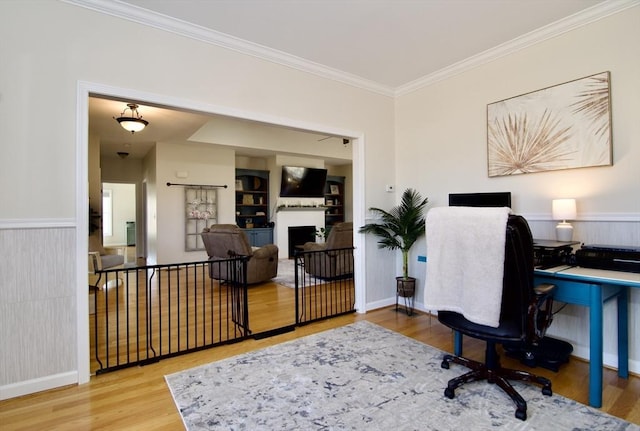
<box><xmin>288</xmin><ymin>226</ymin><xmax>316</xmax><ymax>258</ymax></box>
<box><xmin>275</xmin><ymin>207</ymin><xmax>326</xmax><ymax>259</ymax></box>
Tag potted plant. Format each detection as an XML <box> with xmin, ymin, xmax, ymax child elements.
<box><xmin>359</xmin><ymin>188</ymin><xmax>428</xmax><ymax>303</ymax></box>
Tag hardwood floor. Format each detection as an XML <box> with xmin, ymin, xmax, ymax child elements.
<box><xmin>2</xmin><ymin>302</ymin><xmax>638</xmax><ymax>429</ymax></box>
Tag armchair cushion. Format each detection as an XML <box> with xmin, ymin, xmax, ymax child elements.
<box><xmin>88</xmin><ymin>234</ymin><xmax>125</xmax><ymax>272</ymax></box>
<box><xmin>201</xmin><ymin>224</ymin><xmax>278</xmax><ymax>284</ymax></box>
<box><xmin>302</xmin><ymin>222</ymin><xmax>353</xmax><ymax>279</ymax></box>
<box><xmin>88</xmin><ymin>240</ymin><xmax>125</xmax><ymax>290</ymax></box>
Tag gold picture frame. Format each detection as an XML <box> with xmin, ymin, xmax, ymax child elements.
<box><xmin>487</xmin><ymin>71</ymin><xmax>612</xmax><ymax>177</ymax></box>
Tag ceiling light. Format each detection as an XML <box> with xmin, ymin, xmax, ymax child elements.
<box><xmin>115</xmin><ymin>103</ymin><xmax>149</xmax><ymax>133</ymax></box>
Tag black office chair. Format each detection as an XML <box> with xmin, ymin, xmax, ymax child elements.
<box><xmin>437</xmin><ymin>215</ymin><xmax>555</xmax><ymax>421</ymax></box>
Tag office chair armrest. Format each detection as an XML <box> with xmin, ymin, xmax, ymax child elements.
<box><xmin>528</xmin><ymin>283</ymin><xmax>556</xmax><ymax>344</ymax></box>
<box><xmin>534</xmin><ymin>283</ymin><xmax>556</xmax><ymax>297</ymax></box>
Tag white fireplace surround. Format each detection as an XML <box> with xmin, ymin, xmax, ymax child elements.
<box><xmin>276</xmin><ymin>207</ymin><xmax>326</xmax><ymax>259</ymax></box>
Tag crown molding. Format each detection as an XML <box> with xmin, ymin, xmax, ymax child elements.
<box><xmin>64</xmin><ymin>0</ymin><xmax>638</xmax><ymax>98</ymax></box>
<box><xmin>395</xmin><ymin>0</ymin><xmax>640</xmax><ymax>96</ymax></box>
<box><xmin>62</xmin><ymin>0</ymin><xmax>396</xmax><ymax>97</ymax></box>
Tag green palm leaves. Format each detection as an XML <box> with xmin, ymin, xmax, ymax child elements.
<box><xmin>359</xmin><ymin>188</ymin><xmax>428</xmax><ymax>279</ymax></box>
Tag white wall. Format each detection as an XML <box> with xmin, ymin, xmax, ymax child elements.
<box><xmin>0</xmin><ymin>0</ymin><xmax>394</xmax><ymax>397</ymax></box>
<box><xmin>155</xmin><ymin>142</ymin><xmax>236</xmax><ymax>264</ymax></box>
<box><xmin>395</xmin><ymin>7</ymin><xmax>640</xmax><ymax>372</ymax></box>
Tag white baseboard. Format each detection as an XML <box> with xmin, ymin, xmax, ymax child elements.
<box><xmin>0</xmin><ymin>371</ymin><xmax>78</xmax><ymax>400</ymax></box>
<box><xmin>365</xmin><ymin>297</ymin><xmax>396</xmax><ymax>311</ymax></box>
<box><xmin>570</xmin><ymin>345</ymin><xmax>639</xmax><ymax>375</ymax></box>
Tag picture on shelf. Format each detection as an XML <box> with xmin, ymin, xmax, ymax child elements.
<box><xmin>330</xmin><ymin>185</ymin><xmax>339</xmax><ymax>195</ymax></box>
<box><xmin>235</xmin><ymin>179</ymin><xmax>243</xmax><ymax>190</ymax></box>
<box><xmin>242</xmin><ymin>194</ymin><xmax>253</xmax><ymax>205</ymax></box>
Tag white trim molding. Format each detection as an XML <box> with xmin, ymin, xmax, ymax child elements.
<box><xmin>522</xmin><ymin>212</ymin><xmax>640</xmax><ymax>222</ymax></box>
<box><xmin>0</xmin><ymin>219</ymin><xmax>76</xmax><ymax>230</ymax></box>
<box><xmin>0</xmin><ymin>371</ymin><xmax>78</xmax><ymax>401</ymax></box>
<box><xmin>395</xmin><ymin>0</ymin><xmax>640</xmax><ymax>96</ymax></box>
<box><xmin>62</xmin><ymin>0</ymin><xmax>640</xmax><ymax>98</ymax></box>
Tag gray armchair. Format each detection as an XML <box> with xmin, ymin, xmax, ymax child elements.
<box><xmin>201</xmin><ymin>224</ymin><xmax>278</xmax><ymax>284</ymax></box>
<box><xmin>302</xmin><ymin>222</ymin><xmax>354</xmax><ymax>279</ymax></box>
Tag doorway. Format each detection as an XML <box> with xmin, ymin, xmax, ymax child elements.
<box><xmin>79</xmin><ymin>83</ymin><xmax>366</xmax><ymax>383</ymax></box>
<box><xmin>102</xmin><ymin>182</ymin><xmax>136</xmax><ymax>263</ymax></box>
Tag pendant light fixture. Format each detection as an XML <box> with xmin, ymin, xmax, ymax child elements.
<box><xmin>115</xmin><ymin>103</ymin><xmax>149</xmax><ymax>133</ymax></box>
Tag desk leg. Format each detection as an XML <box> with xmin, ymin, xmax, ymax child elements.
<box><xmin>618</xmin><ymin>289</ymin><xmax>629</xmax><ymax>379</ymax></box>
<box><xmin>589</xmin><ymin>284</ymin><xmax>603</xmax><ymax>408</ymax></box>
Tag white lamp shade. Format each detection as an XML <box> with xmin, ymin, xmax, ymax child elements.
<box><xmin>118</xmin><ymin>118</ymin><xmax>147</xmax><ymax>133</ymax></box>
<box><xmin>552</xmin><ymin>199</ymin><xmax>576</xmax><ymax>221</ymax></box>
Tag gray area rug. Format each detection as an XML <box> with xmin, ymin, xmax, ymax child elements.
<box><xmin>271</xmin><ymin>258</ymin><xmax>297</xmax><ymax>288</ymax></box>
<box><xmin>272</xmin><ymin>258</ymin><xmax>326</xmax><ymax>289</ymax></box>
<box><xmin>165</xmin><ymin>321</ymin><xmax>638</xmax><ymax>430</ymax></box>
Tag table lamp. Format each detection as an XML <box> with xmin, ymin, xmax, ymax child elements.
<box><xmin>552</xmin><ymin>198</ymin><xmax>577</xmax><ymax>242</ymax></box>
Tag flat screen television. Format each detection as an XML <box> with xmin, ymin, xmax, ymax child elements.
<box><xmin>280</xmin><ymin>166</ymin><xmax>328</xmax><ymax>198</ymax></box>
<box><xmin>448</xmin><ymin>192</ymin><xmax>512</xmax><ymax>208</ymax></box>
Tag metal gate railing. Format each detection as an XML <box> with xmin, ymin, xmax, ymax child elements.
<box><xmin>294</xmin><ymin>247</ymin><xmax>355</xmax><ymax>325</ymax></box>
<box><xmin>91</xmin><ymin>249</ymin><xmax>355</xmax><ymax>374</ymax></box>
<box><xmin>91</xmin><ymin>256</ymin><xmax>249</xmax><ymax>374</ymax></box>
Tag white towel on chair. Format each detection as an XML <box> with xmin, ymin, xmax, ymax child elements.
<box><xmin>424</xmin><ymin>206</ymin><xmax>511</xmax><ymax>328</ymax></box>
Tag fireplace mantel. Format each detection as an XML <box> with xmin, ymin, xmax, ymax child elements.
<box><xmin>277</xmin><ymin>206</ymin><xmax>327</xmax><ymax>212</ymax></box>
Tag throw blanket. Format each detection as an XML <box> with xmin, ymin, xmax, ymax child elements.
<box><xmin>424</xmin><ymin>206</ymin><xmax>511</xmax><ymax>328</ymax></box>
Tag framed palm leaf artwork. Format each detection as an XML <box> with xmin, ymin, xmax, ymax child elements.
<box><xmin>487</xmin><ymin>71</ymin><xmax>612</xmax><ymax>177</ymax></box>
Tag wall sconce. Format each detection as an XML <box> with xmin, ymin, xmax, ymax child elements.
<box><xmin>552</xmin><ymin>198</ymin><xmax>577</xmax><ymax>242</ymax></box>
<box><xmin>115</xmin><ymin>103</ymin><xmax>149</xmax><ymax>133</ymax></box>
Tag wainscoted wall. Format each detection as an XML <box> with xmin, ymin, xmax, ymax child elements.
<box><xmin>0</xmin><ymin>226</ymin><xmax>76</xmax><ymax>398</ymax></box>
<box><xmin>527</xmin><ymin>218</ymin><xmax>639</xmax><ymax>373</ymax></box>
<box><xmin>0</xmin><ymin>218</ymin><xmax>637</xmax><ymax>400</ymax></box>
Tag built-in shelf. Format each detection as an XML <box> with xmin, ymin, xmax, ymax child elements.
<box><xmin>324</xmin><ymin>175</ymin><xmax>345</xmax><ymax>230</ymax></box>
<box><xmin>236</xmin><ymin>168</ymin><xmax>272</xmax><ymax>246</ymax></box>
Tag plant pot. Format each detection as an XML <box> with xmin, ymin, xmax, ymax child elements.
<box><xmin>396</xmin><ymin>276</ymin><xmax>416</xmax><ymax>298</ymax></box>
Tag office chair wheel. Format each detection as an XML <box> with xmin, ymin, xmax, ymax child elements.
<box><xmin>515</xmin><ymin>408</ymin><xmax>527</xmax><ymax>421</ymax></box>
<box><xmin>542</xmin><ymin>385</ymin><xmax>552</xmax><ymax>396</ymax></box>
<box><xmin>441</xmin><ymin>358</ymin><xmax>450</xmax><ymax>369</ymax></box>
<box><xmin>444</xmin><ymin>387</ymin><xmax>455</xmax><ymax>399</ymax></box>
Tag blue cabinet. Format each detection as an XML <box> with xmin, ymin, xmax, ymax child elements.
<box><xmin>242</xmin><ymin>228</ymin><xmax>274</xmax><ymax>247</ymax></box>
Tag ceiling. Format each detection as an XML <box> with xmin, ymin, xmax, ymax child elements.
<box><xmin>90</xmin><ymin>0</ymin><xmax>612</xmax><ymax>162</ymax></box>
<box><xmin>118</xmin><ymin>0</ymin><xmax>606</xmax><ymax>89</ymax></box>
<box><xmin>91</xmin><ymin>97</ymin><xmax>349</xmax><ymax>162</ymax></box>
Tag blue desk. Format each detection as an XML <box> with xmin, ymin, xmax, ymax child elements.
<box><xmin>534</xmin><ymin>266</ymin><xmax>639</xmax><ymax>407</ymax></box>
<box><xmin>453</xmin><ymin>266</ymin><xmax>639</xmax><ymax>408</ymax></box>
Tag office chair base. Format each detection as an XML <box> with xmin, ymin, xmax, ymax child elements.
<box><xmin>504</xmin><ymin>336</ymin><xmax>573</xmax><ymax>372</ymax></box>
<box><xmin>441</xmin><ymin>353</ymin><xmax>552</xmax><ymax>421</ymax></box>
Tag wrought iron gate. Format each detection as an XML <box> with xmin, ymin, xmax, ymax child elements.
<box><xmin>91</xmin><ymin>257</ymin><xmax>248</xmax><ymax>374</ymax></box>
<box><xmin>91</xmin><ymin>248</ymin><xmax>355</xmax><ymax>374</ymax></box>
